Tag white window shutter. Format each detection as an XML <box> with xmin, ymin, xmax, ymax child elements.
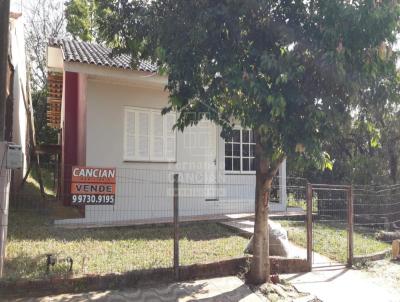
<box><xmin>151</xmin><ymin>112</ymin><xmax>164</xmax><ymax>160</ymax></box>
<box><xmin>164</xmin><ymin>113</ymin><xmax>176</xmax><ymax>161</ymax></box>
<box><xmin>124</xmin><ymin>110</ymin><xmax>135</xmax><ymax>159</ymax></box>
<box><xmin>124</xmin><ymin>107</ymin><xmax>176</xmax><ymax>162</ymax></box>
<box><xmin>137</xmin><ymin>111</ymin><xmax>150</xmax><ymax>160</ymax></box>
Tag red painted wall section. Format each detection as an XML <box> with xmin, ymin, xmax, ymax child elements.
<box><xmin>61</xmin><ymin>71</ymin><xmax>87</xmax><ymax>206</ymax></box>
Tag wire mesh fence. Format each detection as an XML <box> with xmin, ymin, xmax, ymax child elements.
<box><xmin>310</xmin><ymin>185</ymin><xmax>350</xmax><ymax>265</ymax></box>
<box><xmin>309</xmin><ymin>183</ymin><xmax>394</xmax><ymax>266</ymax></box>
<box><xmin>353</xmin><ymin>185</ymin><xmax>399</xmax><ymax>260</ymax></box>
<box><xmin>7</xmin><ymin>161</ymin><xmax>397</xmax><ymax>283</ymax></box>
<box><xmin>2</xmin><ymin>163</ymin><xmax>311</xmax><ymax>282</ymax></box>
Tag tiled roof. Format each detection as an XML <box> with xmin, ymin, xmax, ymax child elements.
<box><xmin>49</xmin><ymin>39</ymin><xmax>158</xmax><ymax>73</ymax></box>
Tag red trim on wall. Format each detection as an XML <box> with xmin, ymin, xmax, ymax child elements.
<box><xmin>61</xmin><ymin>72</ymin><xmax>87</xmax><ymax>209</ymax></box>
<box><xmin>62</xmin><ymin>72</ymin><xmax>78</xmax><ymax>206</ymax></box>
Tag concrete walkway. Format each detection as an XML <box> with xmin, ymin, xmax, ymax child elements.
<box><xmin>7</xmin><ymin>268</ymin><xmax>398</xmax><ymax>301</ymax></box>
<box><xmin>221</xmin><ymin>219</ymin><xmax>331</xmax><ymax>263</ymax></box>
<box><xmin>6</xmin><ymin>276</ymin><xmax>265</xmax><ymax>302</ymax></box>
<box><xmin>224</xmin><ymin>219</ymin><xmax>400</xmax><ymax>301</ymax></box>
<box><xmin>283</xmin><ymin>264</ymin><xmax>400</xmax><ymax>302</ymax></box>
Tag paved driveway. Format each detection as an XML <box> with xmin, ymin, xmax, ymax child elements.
<box><xmin>283</xmin><ymin>263</ymin><xmax>400</xmax><ymax>302</ymax></box>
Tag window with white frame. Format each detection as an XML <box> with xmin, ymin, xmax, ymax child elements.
<box><xmin>225</xmin><ymin>129</ymin><xmax>256</xmax><ymax>173</ymax></box>
<box><xmin>124</xmin><ymin>107</ymin><xmax>176</xmax><ymax>162</ymax></box>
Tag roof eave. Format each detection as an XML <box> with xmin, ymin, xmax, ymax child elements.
<box><xmin>64</xmin><ymin>61</ymin><xmax>167</xmax><ymax>88</ymax></box>
<box><xmin>47</xmin><ymin>46</ymin><xmax>64</xmax><ymax>72</ymax></box>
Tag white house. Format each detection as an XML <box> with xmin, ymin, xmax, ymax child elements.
<box><xmin>47</xmin><ymin>39</ymin><xmax>288</xmax><ymax>226</ymax></box>
<box><xmin>8</xmin><ymin>12</ymin><xmax>30</xmax><ymax>192</ymax></box>
<box><xmin>0</xmin><ymin>12</ymin><xmax>31</xmax><ymax>275</ymax></box>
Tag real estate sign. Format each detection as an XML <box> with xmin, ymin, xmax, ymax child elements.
<box><xmin>71</xmin><ymin>166</ymin><xmax>116</xmax><ymax>205</ymax></box>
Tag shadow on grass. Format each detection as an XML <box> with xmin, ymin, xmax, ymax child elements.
<box><xmin>11</xmin><ymin>181</ymin><xmax>44</xmax><ymax>209</ymax></box>
<box><xmin>4</xmin><ymin>251</ymin><xmax>74</xmax><ymax>281</ymax></box>
<box><xmin>4</xmin><ymin>252</ymin><xmax>45</xmax><ymax>281</ymax></box>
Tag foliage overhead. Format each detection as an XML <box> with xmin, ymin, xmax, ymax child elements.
<box><xmin>95</xmin><ymin>0</ymin><xmax>400</xmax><ymax>171</ymax></box>
<box><xmin>298</xmin><ymin>69</ymin><xmax>400</xmax><ymax>185</ymax></box>
<box><xmin>65</xmin><ymin>0</ymin><xmax>98</xmax><ymax>42</ymax></box>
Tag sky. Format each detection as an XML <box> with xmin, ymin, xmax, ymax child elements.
<box><xmin>10</xmin><ymin>0</ymin><xmax>25</xmax><ymax>13</ymax></box>
<box><xmin>10</xmin><ymin>0</ymin><xmax>64</xmax><ymax>14</ymax></box>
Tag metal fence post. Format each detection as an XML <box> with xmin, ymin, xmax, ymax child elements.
<box><xmin>173</xmin><ymin>174</ymin><xmax>179</xmax><ymax>280</ymax></box>
<box><xmin>347</xmin><ymin>185</ymin><xmax>354</xmax><ymax>267</ymax></box>
<box><xmin>0</xmin><ymin>144</ymin><xmax>10</xmax><ymax>278</ymax></box>
<box><xmin>306</xmin><ymin>183</ymin><xmax>313</xmax><ymax>270</ymax></box>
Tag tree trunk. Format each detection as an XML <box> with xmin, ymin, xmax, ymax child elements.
<box><xmin>248</xmin><ymin>168</ymin><xmax>273</xmax><ymax>284</ymax></box>
<box><xmin>248</xmin><ymin>132</ymin><xmax>283</xmax><ymax>284</ymax></box>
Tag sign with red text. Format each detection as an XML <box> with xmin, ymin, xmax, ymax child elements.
<box><xmin>71</xmin><ymin>166</ymin><xmax>116</xmax><ymax>205</ymax></box>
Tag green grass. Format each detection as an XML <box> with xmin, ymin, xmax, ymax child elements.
<box><xmin>29</xmin><ymin>166</ymin><xmax>57</xmax><ymax>196</ymax></box>
<box><xmin>4</xmin><ymin>168</ymin><xmax>247</xmax><ymax>281</ymax></box>
<box><xmin>7</xmin><ymin>168</ymin><xmax>389</xmax><ymax>281</ymax></box>
<box><xmin>286</xmin><ymin>194</ymin><xmax>318</xmax><ymax>212</ymax></box>
<box><xmin>4</xmin><ymin>210</ymin><xmax>248</xmax><ymax>281</ymax></box>
<box><xmin>11</xmin><ymin>166</ymin><xmax>57</xmax><ymax>211</ymax></box>
<box><xmin>276</xmin><ymin>220</ymin><xmax>390</xmax><ymax>263</ymax></box>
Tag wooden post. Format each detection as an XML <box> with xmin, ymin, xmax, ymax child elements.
<box><xmin>306</xmin><ymin>183</ymin><xmax>313</xmax><ymax>270</ymax></box>
<box><xmin>173</xmin><ymin>174</ymin><xmax>179</xmax><ymax>280</ymax></box>
<box><xmin>392</xmin><ymin>239</ymin><xmax>400</xmax><ymax>260</ymax></box>
<box><xmin>347</xmin><ymin>186</ymin><xmax>354</xmax><ymax>267</ymax></box>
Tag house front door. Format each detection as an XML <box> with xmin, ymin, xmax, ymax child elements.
<box><xmin>183</xmin><ymin>119</ymin><xmax>218</xmax><ymax>201</ymax></box>
<box><xmin>203</xmin><ymin>121</ymin><xmax>218</xmax><ymax>201</ymax></box>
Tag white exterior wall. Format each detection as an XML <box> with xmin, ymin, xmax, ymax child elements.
<box><xmin>56</xmin><ymin>72</ymin><xmax>287</xmax><ymax>225</ymax></box>
<box><xmin>9</xmin><ymin>16</ymin><xmax>28</xmax><ymax>186</ymax></box>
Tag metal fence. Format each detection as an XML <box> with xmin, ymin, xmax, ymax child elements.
<box><xmin>2</xmin><ymin>163</ymin><xmax>310</xmax><ymax>283</ymax></box>
<box><xmin>308</xmin><ymin>184</ymin><xmax>352</xmax><ymax>266</ymax></box>
<box><xmin>308</xmin><ymin>183</ymin><xmax>395</xmax><ymax>266</ymax></box>
<box><xmin>353</xmin><ymin>185</ymin><xmax>399</xmax><ymax>260</ymax></box>
<box><xmin>5</xmin><ymin>162</ymin><xmax>397</xmax><ymax>284</ymax></box>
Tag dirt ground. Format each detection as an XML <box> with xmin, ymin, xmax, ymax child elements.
<box><xmin>360</xmin><ymin>258</ymin><xmax>400</xmax><ymax>294</ymax></box>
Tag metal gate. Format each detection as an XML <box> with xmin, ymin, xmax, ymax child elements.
<box><xmin>306</xmin><ymin>184</ymin><xmax>353</xmax><ymax>267</ymax></box>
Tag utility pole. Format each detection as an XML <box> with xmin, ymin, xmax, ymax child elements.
<box><xmin>0</xmin><ymin>0</ymin><xmax>10</xmax><ymax>278</ymax></box>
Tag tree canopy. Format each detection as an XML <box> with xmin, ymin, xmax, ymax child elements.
<box><xmin>94</xmin><ymin>0</ymin><xmax>400</xmax><ymax>283</ymax></box>
<box><xmin>96</xmin><ymin>0</ymin><xmax>399</xmax><ymax>170</ymax></box>
<box><xmin>65</xmin><ymin>0</ymin><xmax>98</xmax><ymax>42</ymax></box>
